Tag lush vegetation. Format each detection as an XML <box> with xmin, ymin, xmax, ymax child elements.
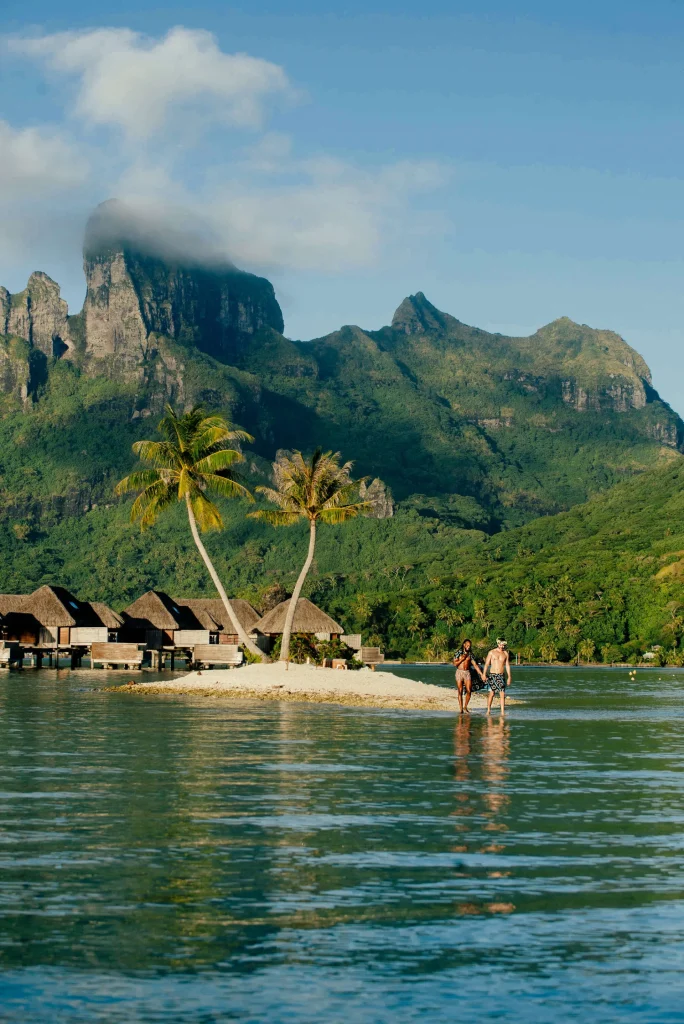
<box><xmin>1</xmin><ymin>380</ymin><xmax>684</xmax><ymax>664</ymax></box>
<box><xmin>1</xmin><ymin>289</ymin><xmax>684</xmax><ymax>666</ymax></box>
<box><xmin>239</xmin><ymin>303</ymin><xmax>682</xmax><ymax>527</ymax></box>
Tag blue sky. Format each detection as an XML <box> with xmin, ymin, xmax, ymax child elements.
<box><xmin>2</xmin><ymin>1</ymin><xmax>684</xmax><ymax>410</ymax></box>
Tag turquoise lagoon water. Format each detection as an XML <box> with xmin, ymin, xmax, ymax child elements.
<box><xmin>0</xmin><ymin>665</ymin><xmax>682</xmax><ymax>1022</ymax></box>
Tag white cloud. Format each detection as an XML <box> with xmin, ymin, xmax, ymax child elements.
<box><xmin>202</xmin><ymin>157</ymin><xmax>449</xmax><ymax>271</ymax></box>
<box><xmin>0</xmin><ymin>120</ymin><xmax>87</xmax><ymax>196</ymax></box>
<box><xmin>0</xmin><ymin>25</ymin><xmax>450</xmax><ymax>287</ymax></box>
<box><xmin>0</xmin><ymin>120</ymin><xmax>89</xmax><ymax>271</ymax></box>
<box><xmin>102</xmin><ymin>146</ymin><xmax>449</xmax><ymax>272</ymax></box>
<box><xmin>9</xmin><ymin>26</ymin><xmax>294</xmax><ymax>140</ymax></box>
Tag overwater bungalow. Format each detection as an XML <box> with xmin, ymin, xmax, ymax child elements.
<box><xmin>253</xmin><ymin>598</ymin><xmax>344</xmax><ymax>649</ymax></box>
<box><xmin>0</xmin><ymin>586</ymin><xmax>122</xmax><ymax>647</ymax></box>
<box><xmin>120</xmin><ymin>591</ymin><xmax>260</xmax><ymax>650</ymax></box>
<box><xmin>172</xmin><ymin>598</ymin><xmax>261</xmax><ymax>645</ymax></box>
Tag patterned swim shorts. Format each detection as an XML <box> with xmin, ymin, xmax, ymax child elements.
<box><xmin>488</xmin><ymin>672</ymin><xmax>506</xmax><ymax>694</ymax></box>
<box><xmin>455</xmin><ymin>669</ymin><xmax>471</xmax><ymax>685</ymax></box>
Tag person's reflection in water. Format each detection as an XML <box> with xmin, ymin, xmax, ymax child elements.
<box><xmin>454</xmin><ymin>711</ymin><xmax>472</xmax><ymax>786</ymax></box>
<box><xmin>480</xmin><ymin>717</ymin><xmax>515</xmax><ymax>907</ymax></box>
<box><xmin>451</xmin><ymin>713</ymin><xmax>475</xmax><ymax>862</ymax></box>
<box><xmin>482</xmin><ymin>716</ymin><xmax>510</xmax><ymax>824</ymax></box>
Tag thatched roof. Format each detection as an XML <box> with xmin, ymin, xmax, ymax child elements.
<box><xmin>121</xmin><ymin>591</ymin><xmax>183</xmax><ymax>630</ymax></box>
<box><xmin>0</xmin><ymin>595</ymin><xmax>29</xmax><ymax>616</ymax></box>
<box><xmin>26</xmin><ymin>585</ymin><xmax>80</xmax><ymax>627</ymax></box>
<box><xmin>88</xmin><ymin>602</ymin><xmax>124</xmax><ymax>629</ymax></box>
<box><xmin>0</xmin><ymin>589</ymin><xmax>123</xmax><ymax>632</ymax></box>
<box><xmin>173</xmin><ymin>598</ymin><xmax>261</xmax><ymax>633</ymax></box>
<box><xmin>0</xmin><ymin>595</ymin><xmax>38</xmax><ymax>638</ymax></box>
<box><xmin>254</xmin><ymin>598</ymin><xmax>343</xmax><ymax>635</ymax></box>
<box><xmin>171</xmin><ymin>599</ymin><xmax>222</xmax><ymax>631</ymax></box>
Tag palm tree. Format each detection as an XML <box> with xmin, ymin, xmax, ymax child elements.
<box><xmin>249</xmin><ymin>448</ymin><xmax>370</xmax><ymax>664</ymax></box>
<box><xmin>540</xmin><ymin>641</ymin><xmax>558</xmax><ymax>663</ymax></box>
<box><xmin>577</xmin><ymin>639</ymin><xmax>595</xmax><ymax>664</ymax></box>
<box><xmin>115</xmin><ymin>404</ymin><xmax>268</xmax><ymax>662</ymax></box>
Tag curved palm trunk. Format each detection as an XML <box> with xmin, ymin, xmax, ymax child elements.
<box><xmin>281</xmin><ymin>519</ymin><xmax>317</xmax><ymax>667</ymax></box>
<box><xmin>186</xmin><ymin>496</ymin><xmax>269</xmax><ymax>663</ymax></box>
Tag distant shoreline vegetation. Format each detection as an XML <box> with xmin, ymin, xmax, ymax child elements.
<box><xmin>1</xmin><ymin>450</ymin><xmax>684</xmax><ymax>666</ymax></box>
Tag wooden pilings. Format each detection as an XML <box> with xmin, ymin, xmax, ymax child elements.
<box><xmin>0</xmin><ymin>643</ymin><xmax>194</xmax><ymax>671</ymax></box>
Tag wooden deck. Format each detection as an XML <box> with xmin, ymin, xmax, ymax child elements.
<box><xmin>357</xmin><ymin>647</ymin><xmax>384</xmax><ymax>670</ymax></box>
<box><xmin>192</xmin><ymin>644</ymin><xmax>243</xmax><ymax>669</ymax></box>
<box><xmin>90</xmin><ymin>642</ymin><xmax>144</xmax><ymax>669</ymax></box>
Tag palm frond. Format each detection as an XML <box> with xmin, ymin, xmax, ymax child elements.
<box><xmin>118</xmin><ymin>404</ymin><xmax>256</xmax><ymax>539</ymax></box>
<box><xmin>194</xmin><ymin>449</ymin><xmax>245</xmax><ymax>474</ymax></box>
<box><xmin>158</xmin><ymin>405</ymin><xmax>186</xmax><ymax>449</ymax></box>
<box><xmin>202</xmin><ymin>473</ymin><xmax>254</xmax><ymax>502</ymax></box>
<box><xmin>318</xmin><ymin>502</ymin><xmax>371</xmax><ymax>524</ymax></box>
<box><xmin>254</xmin><ymin>485</ymin><xmax>301</xmax><ymax>511</ymax></box>
<box><xmin>191</xmin><ymin>492</ymin><xmax>224</xmax><ymax>532</ymax></box>
<box><xmin>115</xmin><ymin>469</ymin><xmax>161</xmax><ymax>495</ymax></box>
<box><xmin>319</xmin><ymin>480</ymin><xmax>364</xmax><ymax>509</ymax></box>
<box><xmin>132</xmin><ymin>440</ymin><xmax>180</xmax><ymax>468</ymax></box>
<box><xmin>257</xmin><ymin>447</ymin><xmax>364</xmax><ymax>529</ymax></box>
<box><xmin>130</xmin><ymin>480</ymin><xmax>176</xmax><ymax>524</ymax></box>
<box><xmin>247</xmin><ymin>508</ymin><xmax>301</xmax><ymax>526</ymax></box>
<box><xmin>137</xmin><ymin>487</ymin><xmax>178</xmax><ymax>530</ymax></box>
<box><xmin>193</xmin><ymin>421</ymin><xmax>253</xmax><ymax>454</ymax></box>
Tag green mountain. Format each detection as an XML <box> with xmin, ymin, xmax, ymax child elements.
<box><xmin>0</xmin><ymin>201</ymin><xmax>682</xmax><ymax>658</ymax></box>
<box><xmin>248</xmin><ymin>293</ymin><xmax>681</xmax><ymax>524</ymax></box>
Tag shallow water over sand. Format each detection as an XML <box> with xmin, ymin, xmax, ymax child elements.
<box><xmin>0</xmin><ymin>665</ymin><xmax>682</xmax><ymax>1022</ymax></box>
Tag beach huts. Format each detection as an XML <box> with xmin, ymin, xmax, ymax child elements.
<box><xmin>0</xmin><ymin>586</ymin><xmax>122</xmax><ymax>647</ymax></box>
<box><xmin>175</xmin><ymin>599</ymin><xmax>261</xmax><ymax>645</ymax></box>
<box><xmin>253</xmin><ymin>598</ymin><xmax>344</xmax><ymax>648</ymax></box>
<box><xmin>0</xmin><ymin>585</ymin><xmax>371</xmax><ymax>669</ymax></box>
<box><xmin>120</xmin><ymin>591</ymin><xmax>261</xmax><ymax>650</ymax></box>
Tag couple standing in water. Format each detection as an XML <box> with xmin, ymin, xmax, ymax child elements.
<box><xmin>453</xmin><ymin>638</ymin><xmax>511</xmax><ymax>715</ymax></box>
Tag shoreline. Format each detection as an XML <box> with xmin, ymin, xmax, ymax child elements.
<box><xmin>111</xmin><ymin>661</ymin><xmax>520</xmax><ymax>712</ymax></box>
<box><xmin>393</xmin><ymin>662</ymin><xmax>668</xmax><ymax>669</ymax></box>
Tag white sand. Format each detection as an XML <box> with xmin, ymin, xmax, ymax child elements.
<box><xmin>119</xmin><ymin>661</ymin><xmax>517</xmax><ymax>712</ymax></box>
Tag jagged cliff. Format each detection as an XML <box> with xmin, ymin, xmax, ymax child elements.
<box><xmin>386</xmin><ymin>293</ymin><xmax>652</xmax><ymax>416</ymax></box>
<box><xmin>80</xmin><ymin>201</ymin><xmax>283</xmax><ymax>376</ymax></box>
<box><xmin>0</xmin><ymin>201</ymin><xmax>284</xmax><ymax>386</ymax></box>
<box><xmin>0</xmin><ymin>272</ymin><xmax>72</xmax><ymax>359</ymax></box>
<box><xmin>0</xmin><ymin>273</ymin><xmax>74</xmax><ymax>404</ymax></box>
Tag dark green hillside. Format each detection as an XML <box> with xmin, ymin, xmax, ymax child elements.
<box><xmin>230</xmin><ymin>295</ymin><xmax>682</xmax><ymax>525</ymax></box>
<box><xmin>1</xmin><ymin>367</ymin><xmax>684</xmax><ymax>664</ymax></box>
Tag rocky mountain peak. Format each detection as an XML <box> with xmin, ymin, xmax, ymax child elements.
<box><xmin>391</xmin><ymin>292</ymin><xmax>448</xmax><ymax>335</ymax></box>
<box><xmin>533</xmin><ymin>315</ymin><xmax>652</xmax><ymax>386</ymax></box>
<box><xmin>0</xmin><ymin>271</ymin><xmax>71</xmax><ymax>359</ymax></box>
<box><xmin>81</xmin><ymin>201</ymin><xmax>284</xmax><ymax>375</ymax></box>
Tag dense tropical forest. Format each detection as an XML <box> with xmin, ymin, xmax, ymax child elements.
<box><xmin>2</xmin><ymin>208</ymin><xmax>684</xmax><ymax>663</ymax></box>
<box><xmin>0</xmin><ymin>357</ymin><xmax>683</xmax><ymax>662</ymax></box>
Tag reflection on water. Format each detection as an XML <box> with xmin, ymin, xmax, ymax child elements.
<box><xmin>0</xmin><ymin>666</ymin><xmax>683</xmax><ymax>1021</ymax></box>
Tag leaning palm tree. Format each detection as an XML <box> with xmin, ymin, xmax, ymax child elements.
<box><xmin>115</xmin><ymin>404</ymin><xmax>268</xmax><ymax>662</ymax></box>
<box><xmin>249</xmin><ymin>449</ymin><xmax>370</xmax><ymax>664</ymax></box>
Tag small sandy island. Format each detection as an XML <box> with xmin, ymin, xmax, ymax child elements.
<box><xmin>114</xmin><ymin>662</ymin><xmax>519</xmax><ymax>712</ymax></box>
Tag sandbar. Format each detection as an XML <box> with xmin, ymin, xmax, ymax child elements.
<box><xmin>115</xmin><ymin>661</ymin><xmax>518</xmax><ymax>712</ymax></box>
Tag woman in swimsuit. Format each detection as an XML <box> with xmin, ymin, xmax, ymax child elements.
<box><xmin>453</xmin><ymin>638</ymin><xmax>485</xmax><ymax>713</ymax></box>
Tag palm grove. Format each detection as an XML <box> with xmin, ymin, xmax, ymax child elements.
<box><xmin>116</xmin><ymin>406</ymin><xmax>370</xmax><ymax>664</ymax></box>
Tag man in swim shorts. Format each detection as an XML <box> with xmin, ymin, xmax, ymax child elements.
<box><xmin>483</xmin><ymin>638</ymin><xmax>512</xmax><ymax>715</ymax></box>
<box><xmin>453</xmin><ymin>638</ymin><xmax>485</xmax><ymax>713</ymax></box>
